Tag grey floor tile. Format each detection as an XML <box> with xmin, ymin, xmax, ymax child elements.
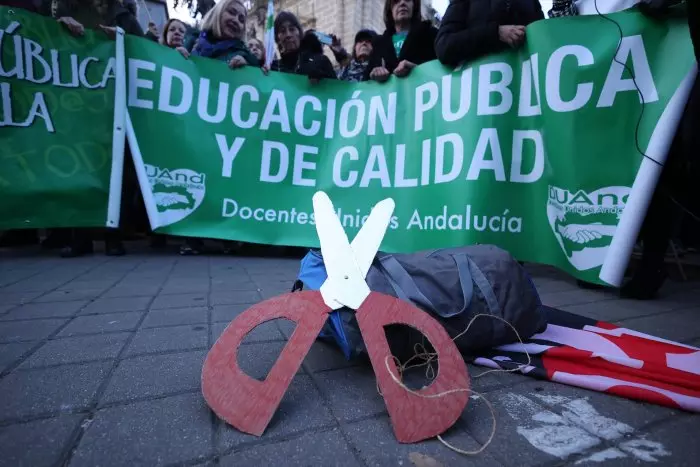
<box><xmin>99</xmin><ymin>351</ymin><xmax>206</xmax><ymax>405</ymax></box>
<box><xmin>220</xmin><ymin>429</ymin><xmax>358</xmax><ymax>466</ymax></box>
<box><xmin>0</xmin><ymin>362</ymin><xmax>110</xmax><ymax>421</ymax></box>
<box><xmin>159</xmin><ymin>282</ymin><xmax>210</xmax><ymax>295</ymax></box>
<box><xmin>210</xmin><ymin>291</ymin><xmax>261</xmax><ymax>306</ymax></box>
<box><xmin>0</xmin><ymin>301</ymin><xmax>88</xmax><ymax>321</ymax></box>
<box><xmin>532</xmin><ymin>278</ymin><xmax>579</xmax><ymax>294</ymax></box>
<box><xmin>57</xmin><ymin>313</ymin><xmax>143</xmax><ymax>337</ymax></box>
<box><xmin>81</xmin><ymin>296</ymin><xmax>151</xmax><ymax>315</ymax></box>
<box><xmin>276</xmin><ymin>317</ymin><xmax>297</xmax><ymax>339</ymax></box>
<box><xmin>235</xmin><ymin>341</ymin><xmax>287</xmax><ymax>380</ymax></box>
<box><xmin>314</xmin><ymin>366</ymin><xmax>387</xmax><ymax>421</ymax></box>
<box><xmin>5</xmin><ymin>280</ymin><xmax>67</xmax><ymax>293</ymax></box>
<box><xmin>58</xmin><ymin>280</ymin><xmax>117</xmax><ymax>291</ymax></box>
<box><xmin>33</xmin><ymin>289</ymin><xmax>104</xmax><ymax>302</ymax></box>
<box><xmin>0</xmin><ymin>415</ymin><xmax>83</xmax><ymax>467</ymax></box>
<box><xmin>582</xmin><ymin>415</ymin><xmax>699</xmax><ymax>466</ymax></box>
<box><xmin>124</xmin><ymin>325</ymin><xmax>208</xmax><ymax>356</ymax></box>
<box><xmin>218</xmin><ymin>374</ymin><xmax>335</xmax><ymax>449</ymax></box>
<box><xmin>524</xmin><ymin>381</ymin><xmax>680</xmax><ymax>429</ymax></box>
<box><xmin>0</xmin><ymin>291</ymin><xmax>43</xmax><ymax>306</ymax></box>
<box><xmin>151</xmin><ymin>293</ymin><xmax>208</xmax><ymax>310</ymax></box>
<box><xmin>258</xmin><ymin>288</ymin><xmax>292</xmax><ymax>300</ymax></box>
<box><xmin>461</xmin><ymin>380</ymin><xmax>678</xmax><ymax>467</ymax></box>
<box><xmin>71</xmin><ymin>393</ymin><xmax>212</xmax><ymax>467</ymax></box>
<box><xmin>141</xmin><ymin>307</ymin><xmax>208</xmax><ymax>328</ymax></box>
<box><xmin>212</xmin><ymin>320</ymin><xmax>285</xmax><ymax>345</ymax></box>
<box><xmin>615</xmin><ymin>307</ymin><xmax>700</xmax><ymax>342</ymax></box>
<box><xmin>562</xmin><ymin>297</ymin><xmax>684</xmax><ymax>322</ymax></box>
<box><xmin>0</xmin><ymin>318</ymin><xmax>67</xmax><ymax>343</ymax></box>
<box><xmin>249</xmin><ymin>271</ymin><xmax>297</xmax><ymax>283</ymax></box>
<box><xmin>540</xmin><ymin>289</ymin><xmax>616</xmax><ymax>308</ymax></box>
<box><xmin>467</xmin><ymin>364</ymin><xmax>534</xmax><ymax>393</ymax></box>
<box><xmin>20</xmin><ymin>333</ymin><xmax>131</xmax><ymax>369</ymax></box>
<box><xmin>0</xmin><ymin>342</ymin><xmax>34</xmax><ymax>373</ymax></box>
<box><xmin>343</xmin><ymin>416</ymin><xmax>501</xmax><ymax>467</ymax></box>
<box><xmin>209</xmin><ymin>278</ymin><xmax>255</xmax><ymax>292</ymax></box>
<box><xmin>210</xmin><ymin>304</ymin><xmax>254</xmax><ymax>323</ymax></box>
<box><xmin>461</xmin><ymin>388</ymin><xmax>585</xmax><ymax>466</ymax></box>
<box><xmin>102</xmin><ymin>284</ymin><xmax>161</xmax><ymax>298</ymax></box>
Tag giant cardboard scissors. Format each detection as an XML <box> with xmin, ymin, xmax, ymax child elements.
<box><xmin>202</xmin><ymin>192</ymin><xmax>470</xmax><ymax>443</ymax></box>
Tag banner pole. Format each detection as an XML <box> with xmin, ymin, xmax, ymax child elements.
<box><xmin>125</xmin><ymin>110</ymin><xmax>162</xmax><ymax>231</ymax></box>
<box><xmin>106</xmin><ymin>27</ymin><xmax>126</xmax><ymax>228</ymax></box>
<box><xmin>599</xmin><ymin>64</ymin><xmax>698</xmax><ymax>286</ymax></box>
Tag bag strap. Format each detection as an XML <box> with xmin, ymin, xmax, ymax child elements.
<box><xmin>464</xmin><ymin>256</ymin><xmax>501</xmax><ymax>316</ymax></box>
<box><xmin>451</xmin><ymin>253</ymin><xmax>474</xmax><ymax>314</ymax></box>
<box><xmin>378</xmin><ymin>255</ymin><xmax>474</xmax><ymax>318</ymax></box>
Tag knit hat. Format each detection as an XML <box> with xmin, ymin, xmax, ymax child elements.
<box><xmin>352</xmin><ymin>29</ymin><xmax>376</xmax><ymax>59</ymax></box>
<box><xmin>354</xmin><ymin>29</ymin><xmax>377</xmax><ymax>44</ymax></box>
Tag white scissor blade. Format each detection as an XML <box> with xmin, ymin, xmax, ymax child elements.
<box><xmin>312</xmin><ymin>192</ymin><xmax>368</xmax><ymax>310</ymax></box>
<box><xmin>350</xmin><ymin>198</ymin><xmax>395</xmax><ymax>279</ymax></box>
<box><xmin>313</xmin><ymin>192</ymin><xmax>351</xmax><ymax>277</ymax></box>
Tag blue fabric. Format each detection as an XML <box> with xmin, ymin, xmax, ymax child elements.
<box><xmin>191</xmin><ymin>31</ymin><xmax>259</xmax><ymax>66</ymax></box>
<box><xmin>296</xmin><ymin>250</ymin><xmax>355</xmax><ymax>360</ymax></box>
<box><xmin>297</xmin><ymin>250</ymin><xmax>327</xmax><ymax>290</ymax></box>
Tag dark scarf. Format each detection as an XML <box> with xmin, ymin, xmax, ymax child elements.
<box><xmin>338</xmin><ymin>59</ymin><xmax>368</xmax><ymax>82</ymax></box>
<box><xmin>192</xmin><ymin>31</ymin><xmax>259</xmax><ymax>66</ymax></box>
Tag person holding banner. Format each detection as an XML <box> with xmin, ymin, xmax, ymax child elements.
<box><xmin>270</xmin><ymin>11</ymin><xmax>337</xmax><ymax>81</ymax></box>
<box><xmin>338</xmin><ymin>29</ymin><xmax>377</xmax><ymax>82</ymax></box>
<box><xmin>434</xmin><ymin>0</ymin><xmax>544</xmax><ymax>68</ymax></box>
<box><xmin>620</xmin><ymin>0</ymin><xmax>699</xmax><ymax>299</ymax></box>
<box><xmin>51</xmin><ymin>0</ymin><xmax>143</xmax><ymax>257</ymax></box>
<box><xmin>0</xmin><ymin>0</ymin><xmax>45</xmax><ymax>14</ymax></box>
<box><xmin>191</xmin><ymin>0</ymin><xmax>259</xmax><ymax>68</ymax></box>
<box><xmin>365</xmin><ymin>0</ymin><xmax>438</xmax><ymax>82</ymax></box>
<box><xmin>160</xmin><ymin>18</ymin><xmax>190</xmax><ymax>58</ymax></box>
<box><xmin>179</xmin><ymin>0</ymin><xmax>259</xmax><ymax>255</ymax></box>
<box><xmin>53</xmin><ymin>0</ymin><xmax>143</xmax><ymax>37</ymax></box>
<box><xmin>247</xmin><ymin>37</ymin><xmax>265</xmax><ymax>65</ymax></box>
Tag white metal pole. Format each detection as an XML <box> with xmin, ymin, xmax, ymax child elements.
<box><xmin>125</xmin><ymin>111</ymin><xmax>163</xmax><ymax>231</ymax></box>
<box><xmin>106</xmin><ymin>27</ymin><xmax>126</xmax><ymax>228</ymax></box>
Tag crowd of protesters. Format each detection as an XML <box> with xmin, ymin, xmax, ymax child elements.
<box><xmin>0</xmin><ymin>0</ymin><xmax>698</xmax><ymax>301</ymax></box>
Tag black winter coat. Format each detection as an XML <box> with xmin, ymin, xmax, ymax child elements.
<box><xmin>364</xmin><ymin>20</ymin><xmax>439</xmax><ymax>80</ymax></box>
<box><xmin>435</xmin><ymin>0</ymin><xmax>544</xmax><ymax>67</ymax></box>
<box><xmin>271</xmin><ymin>32</ymin><xmax>337</xmax><ymax>80</ymax></box>
<box><xmin>691</xmin><ymin>0</ymin><xmax>699</xmax><ymax>63</ymax></box>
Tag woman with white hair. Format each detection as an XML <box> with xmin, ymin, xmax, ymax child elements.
<box><xmin>191</xmin><ymin>0</ymin><xmax>259</xmax><ymax>69</ymax></box>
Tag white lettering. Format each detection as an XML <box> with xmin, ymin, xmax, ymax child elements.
<box><xmin>477</xmin><ymin>62</ymin><xmax>513</xmax><ymax>115</ymax></box>
<box><xmin>546</xmin><ymin>45</ymin><xmax>594</xmax><ymax>112</ymax></box>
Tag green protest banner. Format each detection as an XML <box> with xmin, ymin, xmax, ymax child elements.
<box><xmin>124</xmin><ymin>8</ymin><xmax>695</xmax><ymax>284</ymax></box>
<box><xmin>0</xmin><ymin>7</ymin><xmax>122</xmax><ymax>230</ymax></box>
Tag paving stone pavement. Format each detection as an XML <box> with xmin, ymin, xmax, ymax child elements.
<box><xmin>0</xmin><ymin>247</ymin><xmax>699</xmax><ymax>466</ymax></box>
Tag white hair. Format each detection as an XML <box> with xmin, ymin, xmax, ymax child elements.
<box><xmin>200</xmin><ymin>0</ymin><xmax>247</xmax><ymax>39</ymax></box>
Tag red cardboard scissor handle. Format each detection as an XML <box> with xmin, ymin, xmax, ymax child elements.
<box><xmin>201</xmin><ymin>290</ymin><xmax>469</xmax><ymax>443</ymax></box>
<box><xmin>356</xmin><ymin>292</ymin><xmax>470</xmax><ymax>443</ymax></box>
<box><xmin>201</xmin><ymin>291</ymin><xmax>329</xmax><ymax>436</ymax></box>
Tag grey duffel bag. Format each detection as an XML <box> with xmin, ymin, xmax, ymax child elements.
<box><xmin>365</xmin><ymin>244</ymin><xmax>547</xmax><ymax>356</ymax></box>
